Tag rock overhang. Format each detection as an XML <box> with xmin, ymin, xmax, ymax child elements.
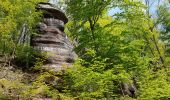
<box><xmin>37</xmin><ymin>2</ymin><xmax>68</xmax><ymax>24</ymax></box>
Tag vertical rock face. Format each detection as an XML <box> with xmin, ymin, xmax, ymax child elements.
<box><xmin>31</xmin><ymin>3</ymin><xmax>77</xmax><ymax>71</ymax></box>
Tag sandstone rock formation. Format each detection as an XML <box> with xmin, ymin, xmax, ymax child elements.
<box><xmin>31</xmin><ymin>2</ymin><xmax>77</xmax><ymax>71</ymax></box>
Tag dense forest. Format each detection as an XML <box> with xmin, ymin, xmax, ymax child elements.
<box><xmin>0</xmin><ymin>0</ymin><xmax>170</xmax><ymax>100</ymax></box>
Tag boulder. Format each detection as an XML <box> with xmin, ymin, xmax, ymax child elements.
<box><xmin>31</xmin><ymin>3</ymin><xmax>77</xmax><ymax>71</ymax></box>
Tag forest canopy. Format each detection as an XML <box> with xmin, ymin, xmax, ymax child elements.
<box><xmin>0</xmin><ymin>0</ymin><xmax>170</xmax><ymax>100</ymax></box>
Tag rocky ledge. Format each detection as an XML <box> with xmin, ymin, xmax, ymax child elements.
<box><xmin>31</xmin><ymin>2</ymin><xmax>77</xmax><ymax>71</ymax></box>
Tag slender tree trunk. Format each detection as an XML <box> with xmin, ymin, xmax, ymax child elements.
<box><xmin>152</xmin><ymin>35</ymin><xmax>164</xmax><ymax>63</ymax></box>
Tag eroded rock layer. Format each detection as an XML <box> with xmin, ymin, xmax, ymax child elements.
<box><xmin>31</xmin><ymin>3</ymin><xmax>76</xmax><ymax>71</ymax></box>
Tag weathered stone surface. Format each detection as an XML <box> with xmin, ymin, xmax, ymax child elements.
<box><xmin>31</xmin><ymin>3</ymin><xmax>77</xmax><ymax>71</ymax></box>
<box><xmin>36</xmin><ymin>2</ymin><xmax>68</xmax><ymax>24</ymax></box>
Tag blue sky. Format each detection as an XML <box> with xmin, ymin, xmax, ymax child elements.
<box><xmin>108</xmin><ymin>0</ymin><xmax>167</xmax><ymax>16</ymax></box>
<box><xmin>108</xmin><ymin>0</ymin><xmax>168</xmax><ymax>17</ymax></box>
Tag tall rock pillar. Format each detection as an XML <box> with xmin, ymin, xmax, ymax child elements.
<box><xmin>31</xmin><ymin>3</ymin><xmax>76</xmax><ymax>71</ymax></box>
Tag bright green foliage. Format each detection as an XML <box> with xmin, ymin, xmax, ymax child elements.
<box><xmin>138</xmin><ymin>69</ymin><xmax>170</xmax><ymax>100</ymax></box>
<box><xmin>156</xmin><ymin>2</ymin><xmax>170</xmax><ymax>67</ymax></box>
<box><xmin>63</xmin><ymin>0</ymin><xmax>170</xmax><ymax>99</ymax></box>
<box><xmin>0</xmin><ymin>0</ymin><xmax>169</xmax><ymax>99</ymax></box>
<box><xmin>65</xmin><ymin>59</ymin><xmax>131</xmax><ymax>99</ymax></box>
<box><xmin>0</xmin><ymin>0</ymin><xmax>47</xmax><ymax>61</ymax></box>
<box><xmin>158</xmin><ymin>4</ymin><xmax>170</xmax><ymax>54</ymax></box>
